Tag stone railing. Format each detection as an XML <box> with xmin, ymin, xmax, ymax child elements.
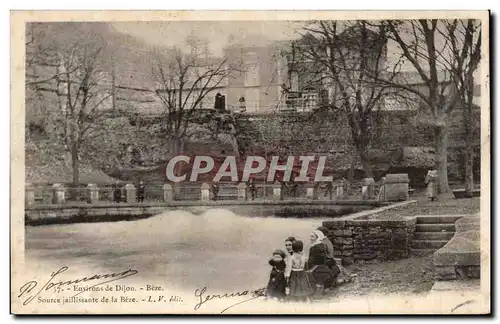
<box><xmin>25</xmin><ymin>174</ymin><xmax>411</xmax><ymax>207</ymax></box>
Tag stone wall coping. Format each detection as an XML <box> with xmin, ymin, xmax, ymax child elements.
<box><xmin>323</xmin><ymin>217</ymin><xmax>417</xmax><ymax>228</ymax></box>
<box><xmin>26</xmin><ymin>199</ymin><xmax>388</xmax><ymax>211</ymax></box>
<box><xmin>433</xmin><ymin>215</ymin><xmax>480</xmax><ymax>267</ymax></box>
<box><xmin>384</xmin><ymin>173</ymin><xmax>410</xmax><ymax>184</ymax></box>
<box><xmin>322</xmin><ymin>200</ymin><xmax>417</xmax><ymax>222</ymax></box>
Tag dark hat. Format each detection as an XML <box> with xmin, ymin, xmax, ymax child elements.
<box><xmin>272</xmin><ymin>249</ymin><xmax>287</xmax><ymax>259</ymax></box>
<box><xmin>292</xmin><ymin>240</ymin><xmax>304</xmax><ymax>253</ymax></box>
<box><xmin>285</xmin><ymin>236</ymin><xmax>296</xmax><ymax>243</ymax></box>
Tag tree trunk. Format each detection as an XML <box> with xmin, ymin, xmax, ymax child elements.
<box><xmin>71</xmin><ymin>143</ymin><xmax>80</xmax><ymax>201</ymax></box>
<box><xmin>171</xmin><ymin>136</ymin><xmax>182</xmax><ymax>156</ymax></box>
<box><xmin>348</xmin><ymin>149</ymin><xmax>357</xmax><ymax>182</ymax></box>
<box><xmin>358</xmin><ymin>148</ymin><xmax>373</xmax><ymax>178</ymax></box>
<box><xmin>463</xmin><ymin>85</ymin><xmax>474</xmax><ymax>197</ymax></box>
<box><xmin>71</xmin><ymin>143</ymin><xmax>80</xmax><ymax>186</ymax></box>
<box><xmin>464</xmin><ymin>143</ymin><xmax>474</xmax><ymax>197</ymax></box>
<box><xmin>435</xmin><ymin>124</ymin><xmax>451</xmax><ymax>194</ymax></box>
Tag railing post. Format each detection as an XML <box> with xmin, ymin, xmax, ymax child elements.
<box><xmin>336</xmin><ymin>179</ymin><xmax>346</xmax><ymax>199</ymax></box>
<box><xmin>362</xmin><ymin>177</ymin><xmax>375</xmax><ymax>200</ymax></box>
<box><xmin>272</xmin><ymin>182</ymin><xmax>282</xmax><ymax>201</ymax></box>
<box><xmin>378</xmin><ymin>177</ymin><xmax>387</xmax><ymax>202</ymax></box>
<box><xmin>25</xmin><ymin>183</ymin><xmax>35</xmax><ymax>207</ymax></box>
<box><xmin>201</xmin><ymin>183</ymin><xmax>210</xmax><ymax>202</ymax></box>
<box><xmin>87</xmin><ymin>183</ymin><xmax>99</xmax><ymax>204</ymax></box>
<box><xmin>124</xmin><ymin>183</ymin><xmax>136</xmax><ymax>203</ymax></box>
<box><xmin>237</xmin><ymin>182</ymin><xmax>247</xmax><ymax>201</ymax></box>
<box><xmin>306</xmin><ymin>183</ymin><xmax>315</xmax><ymax>200</ymax></box>
<box><xmin>52</xmin><ymin>183</ymin><xmax>65</xmax><ymax>204</ymax></box>
<box><xmin>163</xmin><ymin>183</ymin><xmax>173</xmax><ymax>202</ymax></box>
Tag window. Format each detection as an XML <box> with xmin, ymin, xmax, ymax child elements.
<box><xmin>300</xmin><ymin>91</ymin><xmax>318</xmax><ymax>112</ymax></box>
<box><xmin>244</xmin><ymin>63</ymin><xmax>259</xmax><ymax>87</ymax></box>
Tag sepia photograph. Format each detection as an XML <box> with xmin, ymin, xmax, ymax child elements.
<box><xmin>11</xmin><ymin>10</ymin><xmax>490</xmax><ymax>315</ymax></box>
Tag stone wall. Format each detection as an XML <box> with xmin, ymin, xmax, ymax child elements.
<box><xmin>322</xmin><ymin>216</ymin><xmax>417</xmax><ymax>264</ymax></box>
<box><xmin>25</xmin><ymin>200</ymin><xmax>384</xmax><ymax>226</ymax></box>
<box><xmin>235</xmin><ymin>108</ymin><xmax>481</xmax><ymax>186</ymax></box>
<box><xmin>433</xmin><ymin>215</ymin><xmax>480</xmax><ymax>280</ymax></box>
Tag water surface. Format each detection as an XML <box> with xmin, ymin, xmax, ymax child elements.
<box><xmin>26</xmin><ymin>209</ymin><xmax>327</xmax><ymax>291</ymax></box>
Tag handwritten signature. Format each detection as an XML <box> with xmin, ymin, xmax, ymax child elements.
<box><xmin>18</xmin><ymin>266</ymin><xmax>138</xmax><ymax>306</ymax></box>
<box><xmin>194</xmin><ymin>286</ymin><xmax>267</xmax><ymax>313</ymax></box>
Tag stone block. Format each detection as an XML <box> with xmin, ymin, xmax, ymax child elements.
<box><xmin>333</xmin><ymin>250</ymin><xmax>342</xmax><ymax>257</ymax></box>
<box><xmin>323</xmin><ymin>220</ymin><xmax>346</xmax><ymax>229</ymax></box>
<box><xmin>25</xmin><ymin>183</ymin><xmax>35</xmax><ymax>207</ymax></box>
<box><xmin>342</xmin><ymin>250</ymin><xmax>353</xmax><ymax>256</ymax></box>
<box><xmin>344</xmin><ymin>244</ymin><xmax>354</xmax><ymax>250</ymax></box>
<box><xmin>125</xmin><ymin>184</ymin><xmax>136</xmax><ymax>203</ymax></box>
<box><xmin>342</xmin><ymin>257</ymin><xmax>354</xmax><ymax>266</ymax></box>
<box><xmin>201</xmin><ymin>183</ymin><xmax>210</xmax><ymax>201</ymax></box>
<box><xmin>435</xmin><ymin>266</ymin><xmax>457</xmax><ymax>281</ymax></box>
<box><xmin>383</xmin><ymin>173</ymin><xmax>409</xmax><ymax>201</ymax></box>
<box><xmin>433</xmin><ymin>216</ymin><xmax>480</xmax><ymax>268</ymax></box>
<box><xmin>342</xmin><ymin>229</ymin><xmax>353</xmax><ymax>237</ymax></box>
<box><xmin>354</xmin><ymin>253</ymin><xmax>377</xmax><ymax>261</ymax></box>
<box><xmin>306</xmin><ymin>186</ymin><xmax>315</xmax><ymax>199</ymax></box>
<box><xmin>87</xmin><ymin>183</ymin><xmax>99</xmax><ymax>204</ymax></box>
<box><xmin>343</xmin><ymin>238</ymin><xmax>353</xmax><ymax>245</ymax></box>
<box><xmin>361</xmin><ymin>177</ymin><xmax>375</xmax><ymax>200</ymax></box>
<box><xmin>379</xmin><ymin>231</ymin><xmax>392</xmax><ymax>238</ymax></box>
<box><xmin>52</xmin><ymin>183</ymin><xmax>65</xmax><ymax>204</ymax></box>
<box><xmin>163</xmin><ymin>184</ymin><xmax>173</xmax><ymax>202</ymax></box>
<box><xmin>333</xmin><ymin>229</ymin><xmax>343</xmax><ymax>236</ymax></box>
<box><xmin>334</xmin><ymin>237</ymin><xmax>343</xmax><ymax>244</ymax></box>
<box><xmin>272</xmin><ymin>184</ymin><xmax>282</xmax><ymax>201</ymax></box>
<box><xmin>237</xmin><ymin>182</ymin><xmax>247</xmax><ymax>200</ymax></box>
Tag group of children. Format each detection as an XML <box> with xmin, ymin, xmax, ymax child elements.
<box><xmin>267</xmin><ymin>239</ymin><xmax>314</xmax><ymax>302</ymax></box>
<box><xmin>266</xmin><ymin>229</ymin><xmax>355</xmax><ymax>302</ymax></box>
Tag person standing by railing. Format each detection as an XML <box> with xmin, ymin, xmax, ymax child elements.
<box><xmin>211</xmin><ymin>182</ymin><xmax>219</xmax><ymax>201</ymax></box>
<box><xmin>113</xmin><ymin>181</ymin><xmax>122</xmax><ymax>203</ymax></box>
<box><xmin>248</xmin><ymin>178</ymin><xmax>257</xmax><ymax>200</ymax></box>
<box><xmin>137</xmin><ymin>180</ymin><xmax>145</xmax><ymax>203</ymax></box>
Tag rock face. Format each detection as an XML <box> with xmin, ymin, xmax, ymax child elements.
<box><xmin>322</xmin><ymin>215</ymin><xmax>417</xmax><ymax>264</ymax></box>
<box><xmin>433</xmin><ymin>215</ymin><xmax>480</xmax><ymax>281</ymax></box>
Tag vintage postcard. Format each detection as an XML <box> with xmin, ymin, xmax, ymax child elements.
<box><xmin>11</xmin><ymin>10</ymin><xmax>490</xmax><ymax>315</ymax></box>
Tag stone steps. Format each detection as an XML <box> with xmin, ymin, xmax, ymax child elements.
<box><xmin>410</xmin><ymin>248</ymin><xmax>436</xmax><ymax>256</ymax></box>
<box><xmin>411</xmin><ymin>239</ymin><xmax>449</xmax><ymax>249</ymax></box>
<box><xmin>415</xmin><ymin>223</ymin><xmax>456</xmax><ymax>232</ymax></box>
<box><xmin>416</xmin><ymin>215</ymin><xmax>463</xmax><ymax>224</ymax></box>
<box><xmin>410</xmin><ymin>216</ymin><xmax>462</xmax><ymax>257</ymax></box>
<box><xmin>413</xmin><ymin>231</ymin><xmax>454</xmax><ymax>240</ymax></box>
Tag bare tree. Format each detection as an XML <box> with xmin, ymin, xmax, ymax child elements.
<box><xmin>151</xmin><ymin>40</ymin><xmax>236</xmax><ymax>156</ymax></box>
<box><xmin>384</xmin><ymin>19</ymin><xmax>481</xmax><ymax>193</ymax></box>
<box><xmin>27</xmin><ymin>23</ymin><xmax>114</xmax><ymax>186</ymax></box>
<box><xmin>442</xmin><ymin>19</ymin><xmax>481</xmax><ymax>196</ymax></box>
<box><xmin>289</xmin><ymin>20</ymin><xmax>407</xmax><ymax>178</ymax></box>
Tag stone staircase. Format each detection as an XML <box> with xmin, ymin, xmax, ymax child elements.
<box><xmin>410</xmin><ymin>215</ymin><xmax>464</xmax><ymax>256</ymax></box>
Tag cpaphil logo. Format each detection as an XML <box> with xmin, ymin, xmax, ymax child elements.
<box><xmin>164</xmin><ymin>155</ymin><xmax>333</xmax><ymax>183</ymax></box>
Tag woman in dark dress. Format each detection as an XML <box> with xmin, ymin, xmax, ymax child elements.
<box><xmin>306</xmin><ymin>230</ymin><xmax>332</xmax><ymax>297</ymax></box>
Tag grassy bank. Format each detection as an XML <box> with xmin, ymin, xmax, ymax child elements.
<box><xmin>376</xmin><ymin>195</ymin><xmax>480</xmax><ymax>218</ymax></box>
